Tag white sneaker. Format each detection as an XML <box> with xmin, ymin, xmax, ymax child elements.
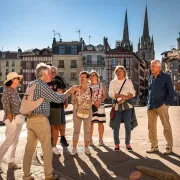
<box><xmin>146</xmin><ymin>146</ymin><xmax>159</xmax><ymax>153</ymax></box>
<box><xmin>85</xmin><ymin>147</ymin><xmax>91</xmax><ymax>155</ymax></box>
<box><xmin>52</xmin><ymin>147</ymin><xmax>61</xmax><ymax>155</ymax></box>
<box><xmin>164</xmin><ymin>148</ymin><xmax>172</xmax><ymax>155</ymax></box>
<box><xmin>99</xmin><ymin>139</ymin><xmax>104</xmax><ymax>146</ymax></box>
<box><xmin>71</xmin><ymin>148</ymin><xmax>77</xmax><ymax>156</ymax></box>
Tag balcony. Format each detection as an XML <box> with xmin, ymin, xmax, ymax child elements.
<box><xmin>83</xmin><ymin>60</ymin><xmax>105</xmax><ymax>66</ymax></box>
<box><xmin>58</xmin><ymin>65</ymin><xmax>64</xmax><ymax>68</ymax></box>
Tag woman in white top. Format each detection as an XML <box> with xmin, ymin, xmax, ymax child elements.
<box><xmin>109</xmin><ymin>65</ymin><xmax>135</xmax><ymax>152</ymax></box>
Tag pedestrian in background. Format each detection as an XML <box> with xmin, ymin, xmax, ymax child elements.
<box><xmin>48</xmin><ymin>66</ymin><xmax>69</xmax><ymax>155</ymax></box>
<box><xmin>146</xmin><ymin>60</ymin><xmax>174</xmax><ymax>155</ymax></box>
<box><xmin>89</xmin><ymin>70</ymin><xmax>106</xmax><ymax>146</ymax></box>
<box><xmin>0</xmin><ymin>72</ymin><xmax>23</xmax><ymax>174</ymax></box>
<box><xmin>71</xmin><ymin>71</ymin><xmax>96</xmax><ymax>156</ymax></box>
<box><xmin>109</xmin><ymin>65</ymin><xmax>135</xmax><ymax>152</ymax></box>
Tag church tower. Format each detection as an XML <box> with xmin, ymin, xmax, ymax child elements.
<box><xmin>116</xmin><ymin>9</ymin><xmax>133</xmax><ymax>52</ymax></box>
<box><xmin>137</xmin><ymin>6</ymin><xmax>155</xmax><ymax>62</ymax></box>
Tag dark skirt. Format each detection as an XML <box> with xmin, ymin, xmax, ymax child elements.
<box><xmin>49</xmin><ymin>108</ymin><xmax>66</xmax><ymax>126</ymax></box>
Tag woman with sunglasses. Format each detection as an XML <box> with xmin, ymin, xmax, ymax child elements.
<box><xmin>109</xmin><ymin>66</ymin><xmax>135</xmax><ymax>152</ymax></box>
<box><xmin>89</xmin><ymin>70</ymin><xmax>106</xmax><ymax>146</ymax></box>
<box><xmin>0</xmin><ymin>72</ymin><xmax>23</xmax><ymax>174</ymax></box>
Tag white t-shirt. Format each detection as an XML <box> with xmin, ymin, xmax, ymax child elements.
<box><xmin>108</xmin><ymin>78</ymin><xmax>135</xmax><ymax>100</ymax></box>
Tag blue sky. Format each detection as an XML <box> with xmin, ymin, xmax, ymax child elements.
<box><xmin>0</xmin><ymin>0</ymin><xmax>180</xmax><ymax>60</ymax></box>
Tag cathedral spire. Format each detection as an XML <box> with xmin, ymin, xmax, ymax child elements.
<box><xmin>122</xmin><ymin>9</ymin><xmax>129</xmax><ymax>41</ymax></box>
<box><xmin>143</xmin><ymin>6</ymin><xmax>149</xmax><ymax>38</ymax></box>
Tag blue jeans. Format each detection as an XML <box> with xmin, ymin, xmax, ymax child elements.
<box><xmin>113</xmin><ymin>109</ymin><xmax>132</xmax><ymax>145</ymax></box>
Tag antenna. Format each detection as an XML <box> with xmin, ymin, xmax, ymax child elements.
<box><xmin>76</xmin><ymin>29</ymin><xmax>81</xmax><ymax>41</ymax></box>
<box><xmin>52</xmin><ymin>30</ymin><xmax>56</xmax><ymax>38</ymax></box>
<box><xmin>89</xmin><ymin>35</ymin><xmax>91</xmax><ymax>45</ymax></box>
<box><xmin>56</xmin><ymin>33</ymin><xmax>61</xmax><ymax>41</ymax></box>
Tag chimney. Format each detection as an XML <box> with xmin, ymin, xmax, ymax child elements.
<box><xmin>177</xmin><ymin>32</ymin><xmax>180</xmax><ymax>50</ymax></box>
<box><xmin>60</xmin><ymin>39</ymin><xmax>62</xmax><ymax>42</ymax></box>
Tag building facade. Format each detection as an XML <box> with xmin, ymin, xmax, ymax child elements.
<box><xmin>52</xmin><ymin>38</ymin><xmax>84</xmax><ymax>88</ymax></box>
<box><xmin>137</xmin><ymin>6</ymin><xmax>155</xmax><ymax>63</ymax></box>
<box><xmin>82</xmin><ymin>43</ymin><xmax>106</xmax><ymax>85</ymax></box>
<box><xmin>162</xmin><ymin>39</ymin><xmax>180</xmax><ymax>105</ymax></box>
<box><xmin>0</xmin><ymin>49</ymin><xmax>23</xmax><ymax>92</ymax></box>
<box><xmin>21</xmin><ymin>47</ymin><xmax>52</xmax><ymax>92</ymax></box>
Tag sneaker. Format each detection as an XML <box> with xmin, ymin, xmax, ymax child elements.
<box><xmin>99</xmin><ymin>139</ymin><xmax>104</xmax><ymax>146</ymax></box>
<box><xmin>114</xmin><ymin>144</ymin><xmax>119</xmax><ymax>152</ymax></box>
<box><xmin>89</xmin><ymin>140</ymin><xmax>94</xmax><ymax>146</ymax></box>
<box><xmin>146</xmin><ymin>146</ymin><xmax>159</xmax><ymax>153</ymax></box>
<box><xmin>85</xmin><ymin>147</ymin><xmax>91</xmax><ymax>155</ymax></box>
<box><xmin>164</xmin><ymin>148</ymin><xmax>172</xmax><ymax>155</ymax></box>
<box><xmin>71</xmin><ymin>148</ymin><xmax>77</xmax><ymax>156</ymax></box>
<box><xmin>0</xmin><ymin>166</ymin><xmax>3</xmax><ymax>174</ymax></box>
<box><xmin>52</xmin><ymin>147</ymin><xmax>61</xmax><ymax>155</ymax></box>
<box><xmin>8</xmin><ymin>162</ymin><xmax>21</xmax><ymax>170</ymax></box>
<box><xmin>45</xmin><ymin>174</ymin><xmax>58</xmax><ymax>180</ymax></box>
<box><xmin>126</xmin><ymin>144</ymin><xmax>133</xmax><ymax>151</ymax></box>
<box><xmin>60</xmin><ymin>136</ymin><xmax>69</xmax><ymax>146</ymax></box>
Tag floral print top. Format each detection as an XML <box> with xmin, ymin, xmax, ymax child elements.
<box><xmin>71</xmin><ymin>87</ymin><xmax>96</xmax><ymax>112</ymax></box>
<box><xmin>1</xmin><ymin>87</ymin><xmax>21</xmax><ymax>121</ymax></box>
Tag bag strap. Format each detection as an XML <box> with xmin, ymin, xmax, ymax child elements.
<box><xmin>114</xmin><ymin>79</ymin><xmax>127</xmax><ymax>105</ymax></box>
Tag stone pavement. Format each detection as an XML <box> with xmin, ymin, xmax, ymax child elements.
<box><xmin>0</xmin><ymin>106</ymin><xmax>180</xmax><ymax>180</ymax></box>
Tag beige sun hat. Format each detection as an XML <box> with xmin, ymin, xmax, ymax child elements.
<box><xmin>4</xmin><ymin>72</ymin><xmax>23</xmax><ymax>84</ymax></box>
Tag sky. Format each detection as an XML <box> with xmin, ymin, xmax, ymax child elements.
<box><xmin>0</xmin><ymin>0</ymin><xmax>180</xmax><ymax>60</ymax></box>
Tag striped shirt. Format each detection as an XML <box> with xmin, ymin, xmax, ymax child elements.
<box><xmin>30</xmin><ymin>79</ymin><xmax>66</xmax><ymax>118</ymax></box>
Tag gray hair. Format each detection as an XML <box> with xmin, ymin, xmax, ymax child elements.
<box><xmin>114</xmin><ymin>65</ymin><xmax>128</xmax><ymax>79</ymax></box>
<box><xmin>35</xmin><ymin>63</ymin><xmax>51</xmax><ymax>78</ymax></box>
<box><xmin>51</xmin><ymin>66</ymin><xmax>57</xmax><ymax>72</ymax></box>
<box><xmin>151</xmin><ymin>60</ymin><xmax>161</xmax><ymax>67</ymax></box>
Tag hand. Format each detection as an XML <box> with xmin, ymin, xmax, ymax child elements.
<box><xmin>7</xmin><ymin>114</ymin><xmax>13</xmax><ymax>122</ymax></box>
<box><xmin>94</xmin><ymin>100</ymin><xmax>101</xmax><ymax>108</ymax></box>
<box><xmin>115</xmin><ymin>94</ymin><xmax>124</xmax><ymax>99</ymax></box>
<box><xmin>118</xmin><ymin>98</ymin><xmax>125</xmax><ymax>105</ymax></box>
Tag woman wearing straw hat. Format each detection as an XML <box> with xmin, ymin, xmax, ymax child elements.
<box><xmin>0</xmin><ymin>72</ymin><xmax>23</xmax><ymax>174</ymax></box>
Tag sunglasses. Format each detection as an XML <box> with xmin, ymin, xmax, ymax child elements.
<box><xmin>14</xmin><ymin>77</ymin><xmax>21</xmax><ymax>81</ymax></box>
<box><xmin>90</xmin><ymin>74</ymin><xmax>96</xmax><ymax>76</ymax></box>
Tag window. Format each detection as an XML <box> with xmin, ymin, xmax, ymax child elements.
<box><xmin>97</xmin><ymin>55</ymin><xmax>102</xmax><ymax>65</ymax></box>
<box><xmin>6</xmin><ymin>61</ymin><xmax>9</xmax><ymax>66</ymax></box>
<box><xmin>125</xmin><ymin>58</ymin><xmax>130</xmax><ymax>68</ymax></box>
<box><xmin>26</xmin><ymin>73</ymin><xmax>31</xmax><ymax>81</ymax></box>
<box><xmin>111</xmin><ymin>58</ymin><xmax>117</xmax><ymax>66</ymax></box>
<box><xmin>59</xmin><ymin>46</ymin><xmax>65</xmax><ymax>55</ymax></box>
<box><xmin>12</xmin><ymin>69</ymin><xmax>14</xmax><ymax>72</ymax></box>
<box><xmin>71</xmin><ymin>46</ymin><xmax>77</xmax><ymax>55</ymax></box>
<box><xmin>87</xmin><ymin>55</ymin><xmax>92</xmax><ymax>64</ymax></box>
<box><xmin>96</xmin><ymin>68</ymin><xmax>102</xmax><ymax>76</ymax></box>
<box><xmin>134</xmin><ymin>72</ymin><xmax>139</xmax><ymax>82</ymax></box>
<box><xmin>20</xmin><ymin>69</ymin><xmax>23</xmax><ymax>74</ymax></box>
<box><xmin>6</xmin><ymin>69</ymin><xmax>9</xmax><ymax>75</ymax></box>
<box><xmin>2</xmin><ymin>53</ymin><xmax>6</xmax><ymax>59</ymax></box>
<box><xmin>20</xmin><ymin>61</ymin><xmax>22</xmax><ymax>66</ymax></box>
<box><xmin>12</xmin><ymin>61</ymin><xmax>15</xmax><ymax>66</ymax></box>
<box><xmin>71</xmin><ymin>60</ymin><xmax>77</xmax><ymax>68</ymax></box>
<box><xmin>58</xmin><ymin>72</ymin><xmax>64</xmax><ymax>77</ymax></box>
<box><xmin>26</xmin><ymin>62</ymin><xmax>31</xmax><ymax>69</ymax></box>
<box><xmin>58</xmin><ymin>60</ymin><xmax>64</xmax><ymax>68</ymax></box>
<box><xmin>70</xmin><ymin>73</ymin><xmax>77</xmax><ymax>81</ymax></box>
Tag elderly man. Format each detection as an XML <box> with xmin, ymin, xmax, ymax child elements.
<box><xmin>146</xmin><ymin>60</ymin><xmax>174</xmax><ymax>155</ymax></box>
<box><xmin>23</xmin><ymin>63</ymin><xmax>77</xmax><ymax>180</ymax></box>
<box><xmin>48</xmin><ymin>66</ymin><xmax>69</xmax><ymax>155</ymax></box>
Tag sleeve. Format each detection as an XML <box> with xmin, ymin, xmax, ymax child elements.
<box><xmin>128</xmin><ymin>80</ymin><xmax>136</xmax><ymax>97</ymax></box>
<box><xmin>40</xmin><ymin>83</ymin><xmax>66</xmax><ymax>103</ymax></box>
<box><xmin>2</xmin><ymin>90</ymin><xmax>12</xmax><ymax>114</ymax></box>
<box><xmin>108</xmin><ymin>81</ymin><xmax>115</xmax><ymax>99</ymax></box>
<box><xmin>165</xmin><ymin>74</ymin><xmax>174</xmax><ymax>105</ymax></box>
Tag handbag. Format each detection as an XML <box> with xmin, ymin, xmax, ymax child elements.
<box><xmin>77</xmin><ymin>108</ymin><xmax>90</xmax><ymax>119</ymax></box>
<box><xmin>110</xmin><ymin>79</ymin><xmax>127</xmax><ymax>120</ymax></box>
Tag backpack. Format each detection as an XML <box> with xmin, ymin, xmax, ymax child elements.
<box><xmin>20</xmin><ymin>83</ymin><xmax>44</xmax><ymax>115</ymax></box>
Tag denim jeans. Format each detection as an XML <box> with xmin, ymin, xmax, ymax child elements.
<box><xmin>113</xmin><ymin>109</ymin><xmax>132</xmax><ymax>145</ymax></box>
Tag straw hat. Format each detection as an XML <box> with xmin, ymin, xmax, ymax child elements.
<box><xmin>4</xmin><ymin>72</ymin><xmax>23</xmax><ymax>84</ymax></box>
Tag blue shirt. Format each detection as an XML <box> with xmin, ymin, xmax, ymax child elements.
<box><xmin>147</xmin><ymin>71</ymin><xmax>174</xmax><ymax>110</ymax></box>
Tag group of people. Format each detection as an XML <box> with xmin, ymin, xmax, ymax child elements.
<box><xmin>0</xmin><ymin>59</ymin><xmax>174</xmax><ymax>180</ymax></box>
